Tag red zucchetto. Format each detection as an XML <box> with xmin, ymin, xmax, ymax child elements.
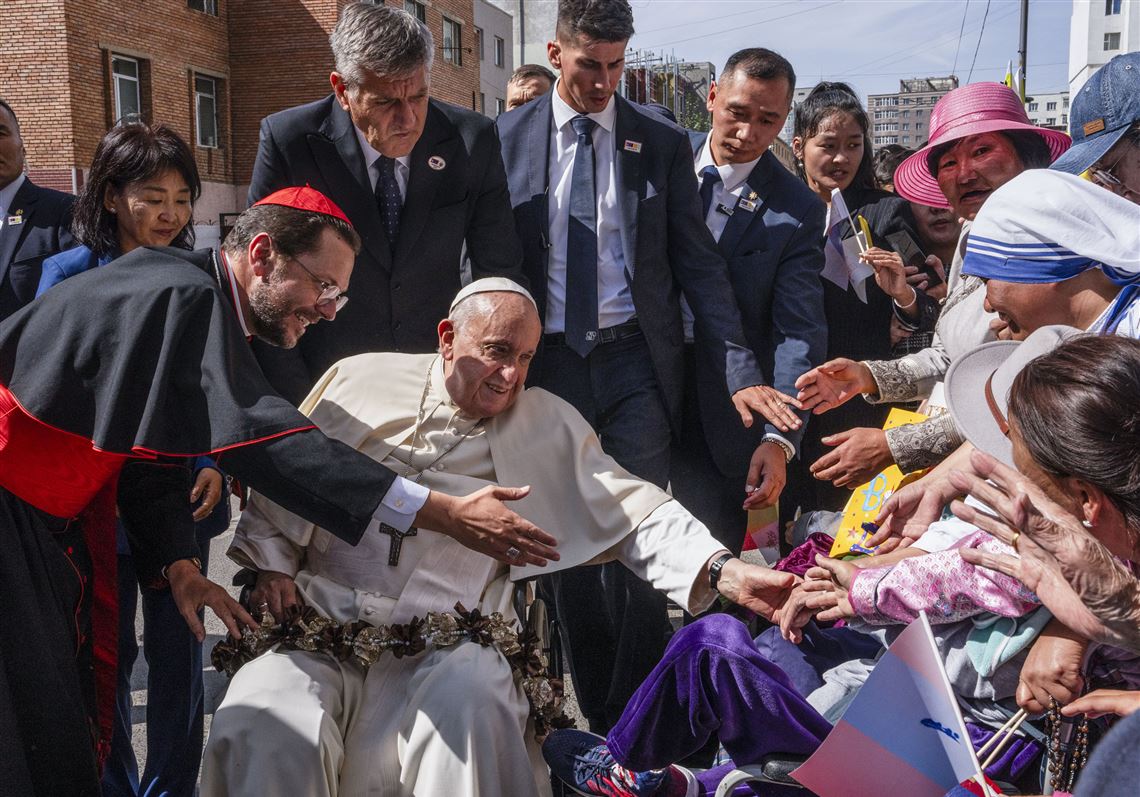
<box><xmin>252</xmin><ymin>185</ymin><xmax>354</xmax><ymax>227</ymax></box>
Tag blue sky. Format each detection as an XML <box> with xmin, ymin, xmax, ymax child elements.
<box><xmin>624</xmin><ymin>0</ymin><xmax>1073</xmax><ymax>100</ymax></box>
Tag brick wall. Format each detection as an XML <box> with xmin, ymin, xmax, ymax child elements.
<box><xmin>0</xmin><ymin>0</ymin><xmax>76</xmax><ymax>188</ymax></box>
<box><xmin>1</xmin><ymin>0</ymin><xmax>480</xmax><ymax>194</ymax></box>
<box><xmin>63</xmin><ymin>0</ymin><xmax>234</xmax><ymax>183</ymax></box>
<box><xmin>422</xmin><ymin>0</ymin><xmax>481</xmax><ymax>114</ymax></box>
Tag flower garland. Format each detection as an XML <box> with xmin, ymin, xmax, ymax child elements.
<box><xmin>211</xmin><ymin>602</ymin><xmax>574</xmax><ymax>741</ymax></box>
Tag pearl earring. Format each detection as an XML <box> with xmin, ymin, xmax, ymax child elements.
<box><xmin>1082</xmin><ymin>519</ymin><xmax>1093</xmax><ymax>529</ymax></box>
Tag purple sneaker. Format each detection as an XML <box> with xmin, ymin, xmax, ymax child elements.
<box><xmin>542</xmin><ymin>729</ymin><xmax>692</xmax><ymax>797</ymax></box>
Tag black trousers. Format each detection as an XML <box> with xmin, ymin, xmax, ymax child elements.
<box><xmin>669</xmin><ymin>349</ymin><xmax>750</xmax><ymax>557</ymax></box>
<box><xmin>535</xmin><ymin>330</ymin><xmax>673</xmax><ymax>733</ymax></box>
<box><xmin>0</xmin><ymin>488</ymin><xmax>101</xmax><ymax>796</ymax></box>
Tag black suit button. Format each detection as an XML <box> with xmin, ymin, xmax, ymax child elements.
<box><xmin>393</xmin><ymin>283</ymin><xmax>401</xmax><ymax>291</ymax></box>
<box><xmin>394</xmin><ymin>322</ymin><xmax>402</xmax><ymax>330</ymax></box>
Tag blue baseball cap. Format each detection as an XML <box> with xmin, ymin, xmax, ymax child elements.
<box><xmin>1052</xmin><ymin>52</ymin><xmax>1140</xmax><ymax>175</ymax></box>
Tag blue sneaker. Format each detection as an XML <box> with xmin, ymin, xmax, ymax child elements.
<box><xmin>543</xmin><ymin>729</ymin><xmax>692</xmax><ymax>797</ymax></box>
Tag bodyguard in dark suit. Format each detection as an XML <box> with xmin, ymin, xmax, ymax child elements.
<box><xmin>247</xmin><ymin>3</ymin><xmax>524</xmax><ymax>404</ymax></box>
<box><xmin>497</xmin><ymin>1</ymin><xmax>802</xmax><ymax>732</ymax></box>
<box><xmin>672</xmin><ymin>50</ymin><xmax>827</xmax><ymax>556</ymax></box>
<box><xmin>0</xmin><ymin>99</ymin><xmax>75</xmax><ymax>322</ymax></box>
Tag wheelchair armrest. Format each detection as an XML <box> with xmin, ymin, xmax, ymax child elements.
<box><xmin>756</xmin><ymin>753</ymin><xmax>808</xmax><ymax>784</ymax></box>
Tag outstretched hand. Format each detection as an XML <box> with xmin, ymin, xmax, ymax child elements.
<box><xmin>794</xmin><ymin>358</ymin><xmax>876</xmax><ymax>415</ymax></box>
<box><xmin>167</xmin><ymin>559</ymin><xmax>257</xmax><ymax>642</ymax></box>
<box><xmin>950</xmin><ymin>450</ymin><xmax>1140</xmax><ymax>652</ymax></box>
<box><xmin>713</xmin><ymin>557</ymin><xmax>799</xmax><ymax>623</ymax></box>
<box><xmin>731</xmin><ymin>385</ymin><xmax>803</xmax><ymax>433</ymax></box>
<box><xmin>419</xmin><ymin>485</ymin><xmax>560</xmax><ymax>567</ymax></box>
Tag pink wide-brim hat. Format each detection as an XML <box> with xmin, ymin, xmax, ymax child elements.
<box><xmin>893</xmin><ymin>82</ymin><xmax>1072</xmax><ymax>209</ymax></box>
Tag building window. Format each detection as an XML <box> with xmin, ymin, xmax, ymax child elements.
<box><xmin>442</xmin><ymin>17</ymin><xmax>463</xmax><ymax>66</ymax></box>
<box><xmin>1106</xmin><ymin>0</ymin><xmax>1122</xmax><ymax>14</ymax></box>
<box><xmin>1046</xmin><ymin>117</ymin><xmax>1056</xmax><ymax>126</ymax></box>
<box><xmin>494</xmin><ymin>36</ymin><xmax>505</xmax><ymax>67</ymax></box>
<box><xmin>1046</xmin><ymin>101</ymin><xmax>1057</xmax><ymax>111</ymax></box>
<box><xmin>479</xmin><ymin>92</ymin><xmax>485</xmax><ymax>113</ymax></box>
<box><xmin>475</xmin><ymin>27</ymin><xmax>484</xmax><ymax>61</ymax></box>
<box><xmin>1105</xmin><ymin>32</ymin><xmax>1122</xmax><ymax>50</ymax></box>
<box><xmin>916</xmin><ymin>122</ymin><xmax>923</xmax><ymax>130</ymax></box>
<box><xmin>111</xmin><ymin>55</ymin><xmax>142</xmax><ymax>123</ymax></box>
<box><xmin>1028</xmin><ymin>101</ymin><xmax>1039</xmax><ymax>111</ymax></box>
<box><xmin>195</xmin><ymin>74</ymin><xmax>219</xmax><ymax>148</ymax></box>
<box><xmin>1063</xmin><ymin>96</ymin><xmax>1069</xmax><ymax>108</ymax></box>
<box><xmin>404</xmin><ymin>0</ymin><xmax>426</xmax><ymax>23</ymax></box>
<box><xmin>188</xmin><ymin>0</ymin><xmax>217</xmax><ymax>14</ymax></box>
<box><xmin>1061</xmin><ymin>114</ymin><xmax>1068</xmax><ymax>125</ymax></box>
<box><xmin>495</xmin><ymin>97</ymin><xmax>505</xmax><ymax>115</ymax></box>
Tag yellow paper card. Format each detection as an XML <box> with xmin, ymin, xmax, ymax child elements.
<box><xmin>828</xmin><ymin>407</ymin><xmax>927</xmax><ymax>558</ymax></box>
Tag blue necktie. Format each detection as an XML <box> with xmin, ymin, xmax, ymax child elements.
<box><xmin>699</xmin><ymin>165</ymin><xmax>722</xmax><ymax>219</ymax></box>
<box><xmin>375</xmin><ymin>156</ymin><xmax>402</xmax><ymax>253</ymax></box>
<box><xmin>565</xmin><ymin>115</ymin><xmax>599</xmax><ymax>357</ymax></box>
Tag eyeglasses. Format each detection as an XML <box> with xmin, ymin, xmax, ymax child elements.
<box><xmin>285</xmin><ymin>253</ymin><xmax>349</xmax><ymax>312</ymax></box>
<box><xmin>1089</xmin><ymin>144</ymin><xmax>1138</xmax><ymax>200</ymax></box>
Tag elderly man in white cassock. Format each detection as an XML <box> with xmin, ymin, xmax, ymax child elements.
<box><xmin>201</xmin><ymin>278</ymin><xmax>797</xmax><ymax>797</ymax></box>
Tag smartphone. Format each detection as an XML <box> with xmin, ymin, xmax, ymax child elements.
<box><xmin>886</xmin><ymin>230</ymin><xmax>944</xmax><ymax>287</ymax></box>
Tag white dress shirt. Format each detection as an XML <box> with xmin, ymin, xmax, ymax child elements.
<box><xmin>355</xmin><ymin>126</ymin><xmax>411</xmax><ymax>201</ymax></box>
<box><xmin>682</xmin><ymin>142</ymin><xmax>762</xmax><ymax>343</ymax></box>
<box><xmin>545</xmin><ymin>82</ymin><xmax>635</xmax><ymax>333</ymax></box>
<box><xmin>0</xmin><ymin>172</ymin><xmax>26</xmax><ymax>235</ymax></box>
<box><xmin>685</xmin><ymin>142</ymin><xmax>795</xmax><ymax>459</ymax></box>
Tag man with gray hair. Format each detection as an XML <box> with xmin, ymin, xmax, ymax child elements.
<box><xmin>247</xmin><ymin>2</ymin><xmax>525</xmax><ymax>405</ymax></box>
<box><xmin>201</xmin><ymin>278</ymin><xmax>797</xmax><ymax>797</ymax></box>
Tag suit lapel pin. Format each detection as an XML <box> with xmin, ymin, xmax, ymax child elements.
<box><xmin>428</xmin><ymin>155</ymin><xmax>446</xmax><ymax>171</ymax></box>
<box><xmin>7</xmin><ymin>209</ymin><xmax>24</xmax><ymax>225</ymax></box>
<box><xmin>738</xmin><ymin>197</ymin><xmax>758</xmax><ymax>213</ymax></box>
<box><xmin>623</xmin><ymin>140</ymin><xmax>642</xmax><ymax>153</ymax></box>
<box><xmin>748</xmin><ymin>190</ymin><xmax>758</xmax><ymax>201</ymax></box>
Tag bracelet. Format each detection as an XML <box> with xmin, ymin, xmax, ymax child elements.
<box><xmin>161</xmin><ymin>556</ymin><xmax>203</xmax><ymax>581</ymax></box>
<box><xmin>894</xmin><ymin>287</ymin><xmax>918</xmax><ymax>311</ymax></box>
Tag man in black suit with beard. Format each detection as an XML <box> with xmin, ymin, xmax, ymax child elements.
<box><xmin>247</xmin><ymin>2</ymin><xmax>524</xmax><ymax>404</ymax></box>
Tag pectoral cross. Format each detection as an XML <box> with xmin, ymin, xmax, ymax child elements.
<box><xmin>379</xmin><ymin>523</ymin><xmax>418</xmax><ymax>566</ymax></box>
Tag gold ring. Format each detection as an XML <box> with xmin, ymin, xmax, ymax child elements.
<box><xmin>1011</xmin><ymin>531</ymin><xmax>1021</xmax><ymax>551</ymax></box>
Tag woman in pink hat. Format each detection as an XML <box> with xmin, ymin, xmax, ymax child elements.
<box><xmin>795</xmin><ymin>82</ymin><xmax>1070</xmax><ymax>487</ymax></box>
<box><xmin>781</xmin><ymin>82</ymin><xmax>923</xmax><ymax>520</ymax></box>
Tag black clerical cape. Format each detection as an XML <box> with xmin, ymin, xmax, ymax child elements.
<box><xmin>0</xmin><ymin>247</ymin><xmax>397</xmax><ymax>795</ymax></box>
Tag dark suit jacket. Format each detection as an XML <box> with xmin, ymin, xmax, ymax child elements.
<box><xmin>0</xmin><ymin>177</ymin><xmax>75</xmax><ymax>321</ymax></box>
<box><xmin>688</xmin><ymin>136</ymin><xmax>828</xmax><ymax>475</ymax></box>
<box><xmin>496</xmin><ymin>93</ymin><xmax>764</xmax><ymax>430</ymax></box>
<box><xmin>247</xmin><ymin>95</ymin><xmax>525</xmax><ymax>404</ymax></box>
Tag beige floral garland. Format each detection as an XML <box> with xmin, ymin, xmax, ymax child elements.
<box><xmin>211</xmin><ymin>602</ymin><xmax>574</xmax><ymax>741</ymax></box>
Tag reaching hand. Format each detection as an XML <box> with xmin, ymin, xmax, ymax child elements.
<box><xmin>868</xmin><ymin>441</ymin><xmax>976</xmax><ymax>546</ymax></box>
<box><xmin>744</xmin><ymin>441</ymin><xmax>787</xmax><ymax>510</ymax></box>
<box><xmin>714</xmin><ymin>557</ymin><xmax>798</xmax><ymax>623</ymax></box>
<box><xmin>250</xmin><ymin>569</ymin><xmax>304</xmax><ymax>623</ymax></box>
<box><xmin>950</xmin><ymin>449</ymin><xmax>1140</xmax><ymax>653</ymax></box>
<box><xmin>419</xmin><ymin>485</ymin><xmax>560</xmax><ymax>567</ymax></box>
<box><xmin>730</xmin><ymin>385</ymin><xmax>803</xmax><ymax>433</ymax></box>
<box><xmin>166</xmin><ymin>559</ymin><xmax>257</xmax><ymax>642</ymax></box>
<box><xmin>777</xmin><ymin>556</ymin><xmax>858</xmax><ymax>642</ymax></box>
<box><xmin>1061</xmin><ymin>689</ymin><xmax>1140</xmax><ymax>720</ymax></box>
<box><xmin>1016</xmin><ymin>619</ymin><xmax>1088</xmax><ymax>713</ymax></box>
<box><xmin>795</xmin><ymin>358</ymin><xmax>876</xmax><ymax>415</ymax></box>
<box><xmin>190</xmin><ymin>467</ymin><xmax>225</xmax><ymax>521</ymax></box>
<box><xmin>810</xmin><ymin>427</ymin><xmax>893</xmax><ymax>488</ymax></box>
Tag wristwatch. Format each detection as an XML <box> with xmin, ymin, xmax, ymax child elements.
<box><xmin>161</xmin><ymin>556</ymin><xmax>203</xmax><ymax>581</ymax></box>
<box><xmin>708</xmin><ymin>552</ymin><xmax>735</xmax><ymax>592</ymax></box>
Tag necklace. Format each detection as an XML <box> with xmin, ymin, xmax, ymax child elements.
<box><xmin>403</xmin><ymin>358</ymin><xmax>483</xmax><ymax>483</ymax></box>
<box><xmin>378</xmin><ymin>358</ymin><xmax>483</xmax><ymax>567</ymax></box>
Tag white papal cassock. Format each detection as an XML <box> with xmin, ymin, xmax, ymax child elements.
<box><xmin>201</xmin><ymin>352</ymin><xmax>727</xmax><ymax>796</ymax></box>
